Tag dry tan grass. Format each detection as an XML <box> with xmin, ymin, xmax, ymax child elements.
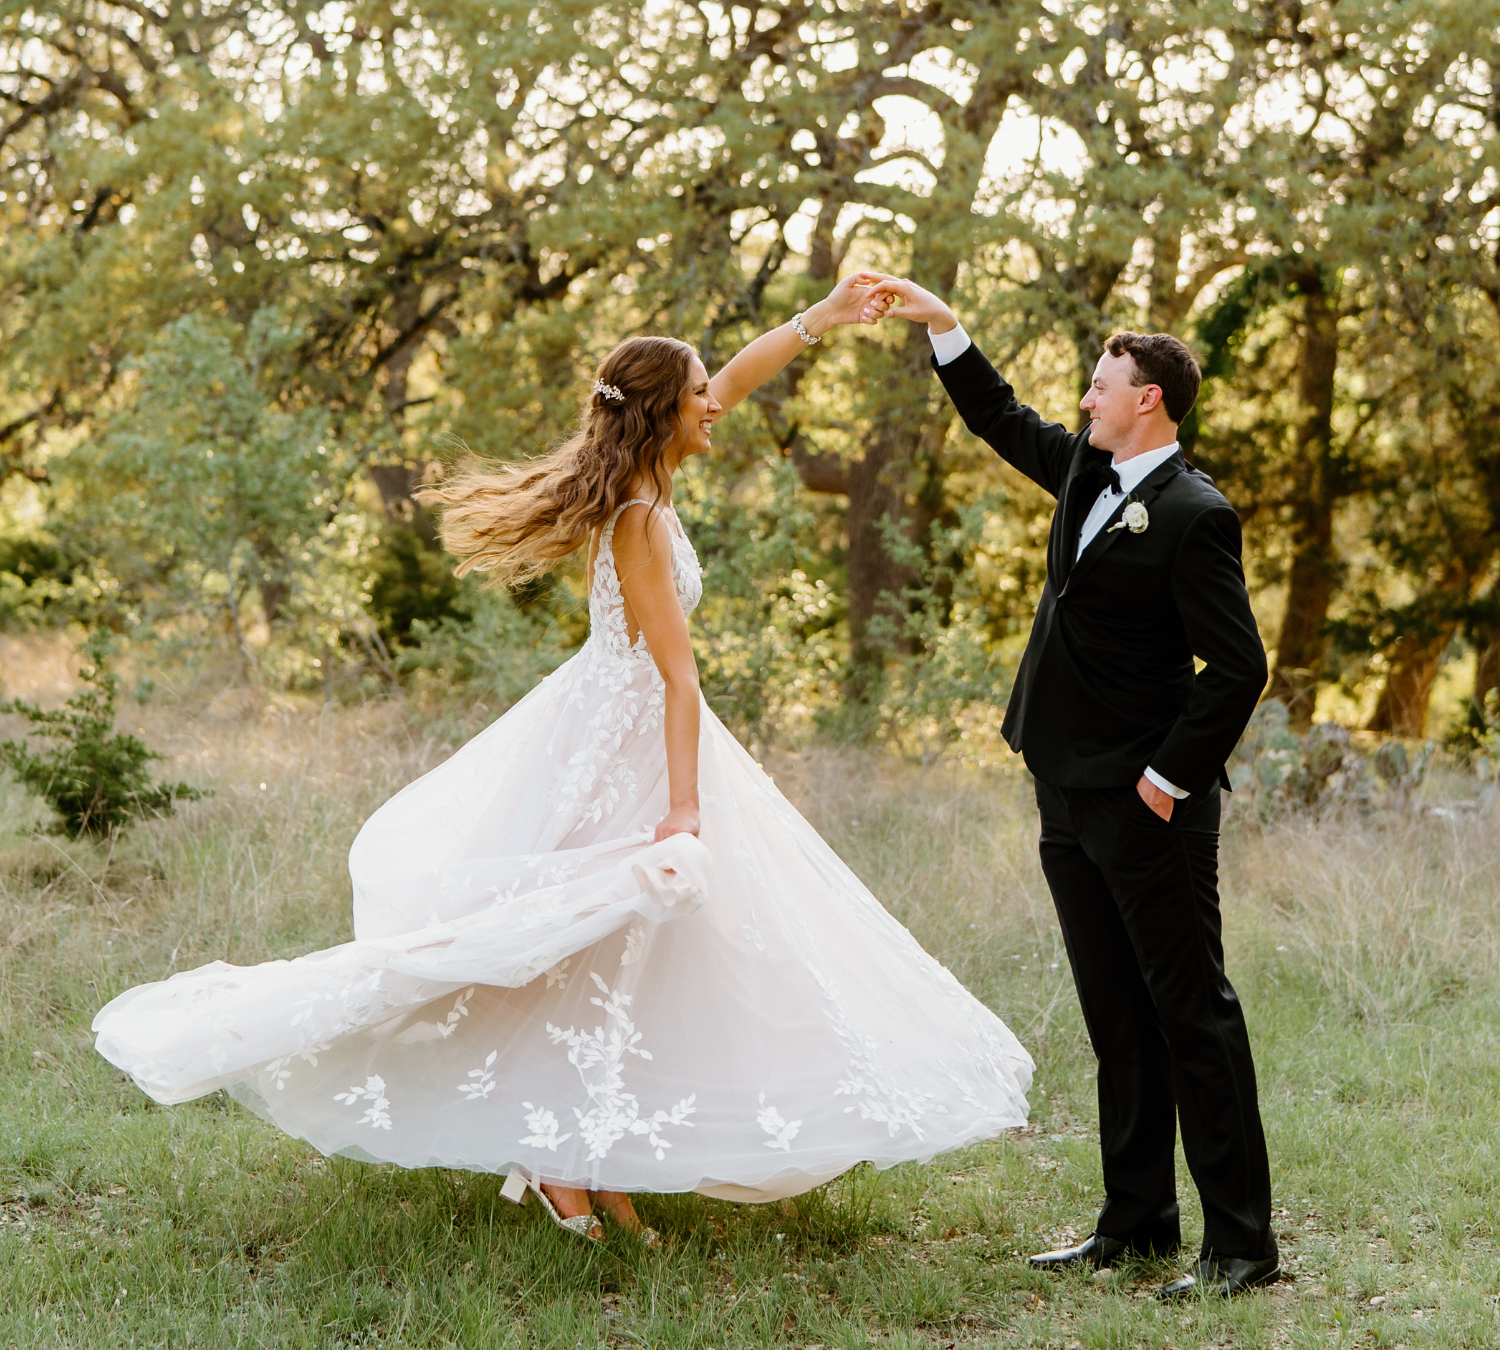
<box><xmin>0</xmin><ymin>696</ymin><xmax>449</xmax><ymax>1036</ymax></box>
<box><xmin>9</xmin><ymin>684</ymin><xmax>1497</xmax><ymax>1025</ymax></box>
<box><xmin>1224</xmin><ymin>803</ymin><xmax>1500</xmax><ymax>1021</ymax></box>
<box><xmin>0</xmin><ymin>630</ymin><xmax>80</xmax><ymax>703</ymax></box>
<box><xmin>5</xmin><ymin>669</ymin><xmax>1497</xmax><ymax>1034</ymax></box>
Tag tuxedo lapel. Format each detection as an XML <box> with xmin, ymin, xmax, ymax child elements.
<box><xmin>1060</xmin><ymin>451</ymin><xmax>1186</xmax><ymax>597</ymax></box>
<box><xmin>1055</xmin><ymin>450</ymin><xmax>1112</xmax><ymax>586</ymax></box>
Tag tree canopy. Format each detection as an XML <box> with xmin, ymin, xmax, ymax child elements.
<box><xmin>3</xmin><ymin>0</ymin><xmax>1498</xmax><ymax>745</ymax></box>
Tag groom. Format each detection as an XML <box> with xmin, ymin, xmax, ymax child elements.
<box><xmin>864</xmin><ymin>279</ymin><xmax>1278</xmax><ymax>1299</ymax></box>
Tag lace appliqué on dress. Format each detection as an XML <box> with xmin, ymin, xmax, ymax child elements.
<box><xmin>546</xmin><ymin>500</ymin><xmax>701</xmax><ymax>840</ymax></box>
<box><xmin>529</xmin><ymin>972</ymin><xmax>697</xmax><ymax>1161</ymax></box>
<box><xmin>334</xmin><ymin>1075</ymin><xmax>392</xmax><ymax>1129</ymax></box>
<box><xmin>757</xmin><ymin>1093</ymin><xmax>801</xmax><ymax>1152</ymax></box>
<box><xmin>812</xmin><ymin>966</ymin><xmax>943</xmax><ymax>1141</ymax></box>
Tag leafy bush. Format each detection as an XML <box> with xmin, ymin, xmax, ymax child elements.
<box><xmin>366</xmin><ymin>518</ymin><xmax>469</xmax><ymax>648</ymax></box>
<box><xmin>1466</xmin><ymin>688</ymin><xmax>1500</xmax><ymax>781</ymax></box>
<box><xmin>396</xmin><ymin>580</ymin><xmax>576</xmax><ymax>740</ymax></box>
<box><xmin>0</xmin><ymin>534</ymin><xmax>74</xmax><ymax>627</ymax></box>
<box><xmin>0</xmin><ymin>636</ymin><xmax>204</xmax><ymax>837</ymax></box>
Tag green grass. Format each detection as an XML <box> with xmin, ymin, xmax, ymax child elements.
<box><xmin>2</xmin><ymin>705</ymin><xmax>1500</xmax><ymax>1348</ymax></box>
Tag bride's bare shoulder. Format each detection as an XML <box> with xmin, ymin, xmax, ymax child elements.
<box><xmin>611</xmin><ymin>501</ymin><xmax>674</xmax><ymax>573</ymax></box>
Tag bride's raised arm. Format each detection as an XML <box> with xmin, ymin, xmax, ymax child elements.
<box><xmin>707</xmin><ymin>272</ymin><xmax>884</xmax><ymax>414</ymax></box>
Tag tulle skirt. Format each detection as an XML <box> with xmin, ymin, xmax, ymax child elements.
<box><xmin>95</xmin><ymin>642</ymin><xmax>1033</xmax><ymax>1200</ymax></box>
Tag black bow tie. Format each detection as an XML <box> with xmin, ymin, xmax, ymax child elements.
<box><xmin>1083</xmin><ymin>458</ymin><xmax>1122</xmax><ymax>497</ymax></box>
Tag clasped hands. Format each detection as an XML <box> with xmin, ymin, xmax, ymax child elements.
<box><xmin>842</xmin><ymin>273</ymin><xmax>959</xmax><ymax>331</ymax></box>
<box><xmin>799</xmin><ymin>273</ymin><xmax>958</xmax><ymax>336</ymax></box>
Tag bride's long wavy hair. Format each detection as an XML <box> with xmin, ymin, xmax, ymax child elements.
<box><xmin>420</xmin><ymin>335</ymin><xmax>698</xmax><ymax>585</ymax></box>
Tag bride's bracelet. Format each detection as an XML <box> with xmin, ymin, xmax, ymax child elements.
<box><xmin>791</xmin><ymin>312</ymin><xmax>821</xmax><ymax>346</ymax></box>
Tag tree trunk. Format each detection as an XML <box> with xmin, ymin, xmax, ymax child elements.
<box><xmin>1060</xmin><ymin>261</ymin><xmax>1128</xmax><ymax>425</ymax></box>
<box><xmin>845</xmin><ymin>329</ymin><xmax>933</xmax><ymax>675</ymax></box>
<box><xmin>369</xmin><ymin>284</ymin><xmax>431</xmax><ymax>522</ymax></box>
<box><xmin>1368</xmin><ymin>623</ymin><xmax>1455</xmax><ymax>737</ymax></box>
<box><xmin>369</xmin><ymin>463</ymin><xmax>438</xmax><ymax>542</ymax></box>
<box><xmin>1147</xmin><ymin>230</ymin><xmax>1182</xmax><ymax>332</ymax></box>
<box><xmin>257</xmin><ymin>576</ymin><xmax>290</xmax><ymax>626</ymax></box>
<box><xmin>252</xmin><ymin>535</ymin><xmax>291</xmax><ymax>625</ymax></box>
<box><xmin>785</xmin><ymin>436</ymin><xmax>848</xmax><ymax>494</ymax></box>
<box><xmin>1267</xmin><ymin>270</ymin><xmax>1340</xmax><ymax>729</ymax></box>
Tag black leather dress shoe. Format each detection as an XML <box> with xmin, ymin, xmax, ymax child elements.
<box><xmin>1029</xmin><ymin>1233</ymin><xmax>1132</xmax><ymax>1271</ymax></box>
<box><xmin>1158</xmin><ymin>1254</ymin><xmax>1281</xmax><ymax>1300</ymax></box>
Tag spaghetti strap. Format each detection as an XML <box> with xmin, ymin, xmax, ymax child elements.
<box><xmin>609</xmin><ymin>497</ymin><xmax>682</xmax><ymax>544</ymax></box>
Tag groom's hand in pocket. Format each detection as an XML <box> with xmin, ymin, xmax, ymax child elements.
<box><xmin>1136</xmin><ymin>774</ymin><xmax>1174</xmax><ymax>822</ymax></box>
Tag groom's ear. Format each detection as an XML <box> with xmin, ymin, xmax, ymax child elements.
<box><xmin>1137</xmin><ymin>383</ymin><xmax>1165</xmax><ymax>414</ymax></box>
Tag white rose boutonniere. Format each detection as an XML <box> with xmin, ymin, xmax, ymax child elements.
<box><xmin>1108</xmin><ymin>498</ymin><xmax>1150</xmax><ymax>535</ymax></box>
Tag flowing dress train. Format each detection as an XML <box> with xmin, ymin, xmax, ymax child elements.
<box><xmin>94</xmin><ymin>500</ymin><xmax>1033</xmax><ymax>1201</ymax></box>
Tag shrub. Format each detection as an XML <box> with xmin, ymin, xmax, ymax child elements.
<box><xmin>1473</xmin><ymin>689</ymin><xmax>1500</xmax><ymax>782</ymax></box>
<box><xmin>365</xmin><ymin>517</ymin><xmax>469</xmax><ymax>648</ymax></box>
<box><xmin>0</xmin><ymin>634</ymin><xmax>205</xmax><ymax>837</ymax></box>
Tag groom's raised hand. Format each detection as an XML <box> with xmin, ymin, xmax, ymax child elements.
<box><xmin>855</xmin><ymin>275</ymin><xmax>959</xmax><ymax>333</ymax></box>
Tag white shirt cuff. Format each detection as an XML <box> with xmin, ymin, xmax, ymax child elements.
<box><xmin>1144</xmin><ymin>766</ymin><xmax>1189</xmax><ymax>799</ymax></box>
<box><xmin>928</xmin><ymin>322</ymin><xmax>972</xmax><ymax>366</ymax></box>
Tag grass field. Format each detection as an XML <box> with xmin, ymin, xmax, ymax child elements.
<box><xmin>3</xmin><ymin>679</ymin><xmax>1500</xmax><ymax>1348</ymax></box>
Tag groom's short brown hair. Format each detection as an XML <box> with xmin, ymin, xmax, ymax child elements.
<box><xmin>1104</xmin><ymin>332</ymin><xmax>1202</xmax><ymax>424</ymax></box>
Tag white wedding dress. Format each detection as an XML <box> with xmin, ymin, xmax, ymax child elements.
<box><xmin>94</xmin><ymin>500</ymin><xmax>1033</xmax><ymax>1201</ymax></box>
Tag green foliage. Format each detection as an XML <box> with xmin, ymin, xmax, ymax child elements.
<box><xmin>678</xmin><ymin>458</ymin><xmax>847</xmax><ymax>747</ymax></box>
<box><xmin>0</xmin><ymin>635</ymin><xmax>203</xmax><ymax>837</ymax></box>
<box><xmin>365</xmin><ymin>519</ymin><xmax>468</xmax><ymax>648</ymax></box>
<box><xmin>396</xmin><ymin>578</ymin><xmax>575</xmax><ymax>736</ymax></box>
<box><xmin>61</xmin><ymin>309</ymin><xmax>382</xmax><ymax>683</ymax></box>
<box><xmin>0</xmin><ymin>534</ymin><xmax>72</xmax><ymax>626</ymax></box>
<box><xmin>1447</xmin><ymin>659</ymin><xmax>1500</xmax><ymax>758</ymax></box>
<box><xmin>1478</xmin><ymin>690</ymin><xmax>1500</xmax><ymax>780</ymax></box>
<box><xmin>868</xmin><ymin>495</ymin><xmax>1028</xmax><ymax>762</ymax></box>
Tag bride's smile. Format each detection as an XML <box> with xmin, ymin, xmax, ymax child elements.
<box><xmin>670</xmin><ymin>357</ymin><xmax>722</xmax><ymax>463</ymax></box>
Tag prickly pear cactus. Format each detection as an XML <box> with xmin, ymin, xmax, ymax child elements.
<box><xmin>1226</xmin><ymin>699</ymin><xmax>1417</xmax><ymax>818</ymax></box>
<box><xmin>1227</xmin><ymin>700</ymin><xmax>1306</xmax><ymax>817</ymax></box>
<box><xmin>1372</xmin><ymin>738</ymin><xmax>1434</xmax><ymax>800</ymax></box>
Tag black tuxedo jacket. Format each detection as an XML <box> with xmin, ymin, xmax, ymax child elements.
<box><xmin>935</xmin><ymin>342</ymin><xmax>1268</xmax><ymax>793</ymax></box>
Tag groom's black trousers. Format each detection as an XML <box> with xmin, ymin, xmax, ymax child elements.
<box><xmin>1034</xmin><ymin>778</ymin><xmax>1276</xmax><ymax>1262</ymax></box>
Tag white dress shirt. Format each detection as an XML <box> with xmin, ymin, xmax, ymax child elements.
<box><xmin>929</xmin><ymin>322</ymin><xmax>973</xmax><ymax>366</ymax></box>
<box><xmin>930</xmin><ymin>321</ymin><xmax>1189</xmax><ymax>801</ymax></box>
<box><xmin>1076</xmin><ymin>442</ymin><xmax>1180</xmax><ymax>560</ymax></box>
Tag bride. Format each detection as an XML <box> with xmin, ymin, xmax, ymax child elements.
<box><xmin>93</xmin><ymin>274</ymin><xmax>1033</xmax><ymax>1242</ymax></box>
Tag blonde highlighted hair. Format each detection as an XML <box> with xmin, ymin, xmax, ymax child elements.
<box><xmin>420</xmin><ymin>336</ymin><xmax>698</xmax><ymax>585</ymax></box>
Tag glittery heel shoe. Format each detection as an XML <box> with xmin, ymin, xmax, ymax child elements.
<box><xmin>504</xmin><ymin>1171</ymin><xmax>604</xmax><ymax>1243</ymax></box>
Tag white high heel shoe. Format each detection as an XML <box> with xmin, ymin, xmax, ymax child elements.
<box><xmin>502</xmin><ymin>1171</ymin><xmax>604</xmax><ymax>1243</ymax></box>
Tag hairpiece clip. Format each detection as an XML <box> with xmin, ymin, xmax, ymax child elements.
<box><xmin>593</xmin><ymin>379</ymin><xmax>625</xmax><ymax>403</ymax></box>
